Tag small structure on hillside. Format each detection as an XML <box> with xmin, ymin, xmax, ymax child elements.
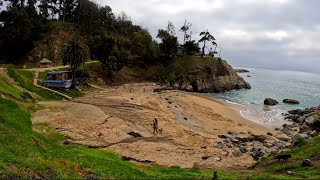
<box><xmin>43</xmin><ymin>71</ymin><xmax>72</xmax><ymax>89</ymax></box>
<box><xmin>39</xmin><ymin>58</ymin><xmax>52</xmax><ymax>68</ymax></box>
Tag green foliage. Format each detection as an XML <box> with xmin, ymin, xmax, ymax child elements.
<box><xmin>199</xmin><ymin>30</ymin><xmax>216</xmax><ymax>56</ymax></box>
<box><xmin>62</xmin><ymin>37</ymin><xmax>90</xmax><ymax>70</ymax></box>
<box><xmin>61</xmin><ymin>37</ymin><xmax>90</xmax><ymax>87</ymax></box>
<box><xmin>182</xmin><ymin>40</ymin><xmax>200</xmax><ymax>55</ymax></box>
<box><xmin>0</xmin><ymin>7</ymin><xmax>34</xmax><ymax>62</ymax></box>
<box><xmin>132</xmin><ymin>29</ymin><xmax>158</xmax><ymax>63</ymax></box>
<box><xmin>157</xmin><ymin>29</ymin><xmax>178</xmax><ymax>59</ymax></box>
<box><xmin>293</xmin><ymin>137</ymin><xmax>307</xmax><ymax>147</ymax></box>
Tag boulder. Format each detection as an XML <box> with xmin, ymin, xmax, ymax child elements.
<box><xmin>302</xmin><ymin>159</ymin><xmax>312</xmax><ymax>167</ymax></box>
<box><xmin>218</xmin><ymin>134</ymin><xmax>238</xmax><ymax>142</ymax></box>
<box><xmin>310</xmin><ymin>130</ymin><xmax>318</xmax><ymax>137</ymax></box>
<box><xmin>264</xmin><ymin>98</ymin><xmax>279</xmax><ymax>106</ymax></box>
<box><xmin>283</xmin><ymin>99</ymin><xmax>300</xmax><ymax>105</ymax></box>
<box><xmin>232</xmin><ymin>150</ymin><xmax>243</xmax><ymax>157</ymax></box>
<box><xmin>239</xmin><ymin>145</ymin><xmax>248</xmax><ymax>153</ymax></box>
<box><xmin>267</xmin><ymin>146</ymin><xmax>280</xmax><ymax>155</ymax></box>
<box><xmin>304</xmin><ymin>116</ymin><xmax>316</xmax><ymax>126</ymax></box>
<box><xmin>216</xmin><ymin>142</ymin><xmax>227</xmax><ymax>149</ymax></box>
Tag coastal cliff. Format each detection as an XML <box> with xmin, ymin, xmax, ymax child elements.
<box><xmin>162</xmin><ymin>56</ymin><xmax>251</xmax><ymax>93</ymax></box>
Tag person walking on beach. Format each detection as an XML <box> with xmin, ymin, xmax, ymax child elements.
<box><xmin>153</xmin><ymin>118</ymin><xmax>158</xmax><ymax>134</ymax></box>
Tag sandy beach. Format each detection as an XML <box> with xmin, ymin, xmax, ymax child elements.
<box><xmin>32</xmin><ymin>83</ymin><xmax>289</xmax><ymax>170</ymax></box>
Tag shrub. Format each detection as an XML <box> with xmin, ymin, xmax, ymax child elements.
<box><xmin>294</xmin><ymin>137</ymin><xmax>307</xmax><ymax>147</ymax></box>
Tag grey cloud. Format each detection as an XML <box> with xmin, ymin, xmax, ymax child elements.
<box><xmin>99</xmin><ymin>0</ymin><xmax>320</xmax><ymax>74</ymax></box>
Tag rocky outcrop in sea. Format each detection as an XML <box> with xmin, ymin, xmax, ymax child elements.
<box><xmin>180</xmin><ymin>59</ymin><xmax>251</xmax><ymax>93</ymax></box>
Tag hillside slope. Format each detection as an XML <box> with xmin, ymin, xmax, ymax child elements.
<box><xmin>0</xmin><ymin>68</ymin><xmax>239</xmax><ymax>179</ymax></box>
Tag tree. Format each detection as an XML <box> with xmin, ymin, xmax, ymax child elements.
<box><xmin>182</xmin><ymin>40</ymin><xmax>200</xmax><ymax>55</ymax></box>
<box><xmin>167</xmin><ymin>21</ymin><xmax>175</xmax><ymax>36</ymax></box>
<box><xmin>198</xmin><ymin>30</ymin><xmax>216</xmax><ymax>57</ymax></box>
<box><xmin>132</xmin><ymin>29</ymin><xmax>155</xmax><ymax>62</ymax></box>
<box><xmin>98</xmin><ymin>5</ymin><xmax>115</xmax><ymax>31</ymax></box>
<box><xmin>25</xmin><ymin>0</ymin><xmax>38</xmax><ymax>18</ymax></box>
<box><xmin>61</xmin><ymin>37</ymin><xmax>90</xmax><ymax>87</ymax></box>
<box><xmin>39</xmin><ymin>0</ymin><xmax>50</xmax><ymax>19</ymax></box>
<box><xmin>76</xmin><ymin>0</ymin><xmax>99</xmax><ymax>32</ymax></box>
<box><xmin>0</xmin><ymin>7</ymin><xmax>34</xmax><ymax>62</ymax></box>
<box><xmin>157</xmin><ymin>26</ymin><xmax>178</xmax><ymax>59</ymax></box>
<box><xmin>89</xmin><ymin>32</ymin><xmax>115</xmax><ymax>68</ymax></box>
<box><xmin>180</xmin><ymin>19</ymin><xmax>192</xmax><ymax>44</ymax></box>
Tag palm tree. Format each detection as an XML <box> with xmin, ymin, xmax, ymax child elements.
<box><xmin>199</xmin><ymin>30</ymin><xmax>216</xmax><ymax>57</ymax></box>
<box><xmin>61</xmin><ymin>37</ymin><xmax>90</xmax><ymax>88</ymax></box>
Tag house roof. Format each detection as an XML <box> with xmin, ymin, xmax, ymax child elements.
<box><xmin>39</xmin><ymin>58</ymin><xmax>52</xmax><ymax>63</ymax></box>
<box><xmin>47</xmin><ymin>71</ymin><xmax>71</xmax><ymax>75</ymax></box>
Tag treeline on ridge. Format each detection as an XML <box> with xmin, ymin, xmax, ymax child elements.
<box><xmin>0</xmin><ymin>0</ymin><xmax>218</xmax><ymax>80</ymax></box>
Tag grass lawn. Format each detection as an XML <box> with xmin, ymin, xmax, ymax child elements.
<box><xmin>7</xmin><ymin>69</ymin><xmax>63</xmax><ymax>100</ymax></box>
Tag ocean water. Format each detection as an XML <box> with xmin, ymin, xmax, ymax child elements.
<box><xmin>210</xmin><ymin>68</ymin><xmax>320</xmax><ymax>125</ymax></box>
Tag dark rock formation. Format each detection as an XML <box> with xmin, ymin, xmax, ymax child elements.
<box><xmin>283</xmin><ymin>99</ymin><xmax>300</xmax><ymax>105</ymax></box>
<box><xmin>127</xmin><ymin>131</ymin><xmax>143</xmax><ymax>138</ymax></box>
<box><xmin>192</xmin><ymin>61</ymin><xmax>251</xmax><ymax>93</ymax></box>
<box><xmin>235</xmin><ymin>69</ymin><xmax>250</xmax><ymax>73</ymax></box>
<box><xmin>264</xmin><ymin>98</ymin><xmax>279</xmax><ymax>106</ymax></box>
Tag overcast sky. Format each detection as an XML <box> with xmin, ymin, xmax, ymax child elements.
<box><xmin>96</xmin><ymin>0</ymin><xmax>320</xmax><ymax>73</ymax></box>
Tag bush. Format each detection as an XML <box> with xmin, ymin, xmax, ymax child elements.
<box><xmin>294</xmin><ymin>137</ymin><xmax>307</xmax><ymax>147</ymax></box>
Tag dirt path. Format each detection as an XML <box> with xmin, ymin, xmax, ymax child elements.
<box><xmin>32</xmin><ymin>83</ymin><xmax>289</xmax><ymax>170</ymax></box>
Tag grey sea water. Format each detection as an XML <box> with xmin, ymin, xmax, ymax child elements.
<box><xmin>210</xmin><ymin>68</ymin><xmax>320</xmax><ymax>125</ymax></box>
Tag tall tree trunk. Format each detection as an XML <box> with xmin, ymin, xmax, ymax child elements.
<box><xmin>202</xmin><ymin>41</ymin><xmax>206</xmax><ymax>57</ymax></box>
<box><xmin>213</xmin><ymin>44</ymin><xmax>217</xmax><ymax>57</ymax></box>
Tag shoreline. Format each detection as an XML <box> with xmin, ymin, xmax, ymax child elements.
<box><xmin>184</xmin><ymin>92</ymin><xmax>279</xmax><ymax>134</ymax></box>
<box><xmin>194</xmin><ymin>92</ymin><xmax>287</xmax><ymax>128</ymax></box>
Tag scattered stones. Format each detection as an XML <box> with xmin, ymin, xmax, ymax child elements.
<box><xmin>153</xmin><ymin>87</ymin><xmax>175</xmax><ymax>92</ymax></box>
<box><xmin>183</xmin><ymin>117</ymin><xmax>188</xmax><ymax>121</ymax></box>
<box><xmin>264</xmin><ymin>98</ymin><xmax>279</xmax><ymax>106</ymax></box>
<box><xmin>267</xmin><ymin>132</ymin><xmax>273</xmax><ymax>136</ymax></box>
<box><xmin>283</xmin><ymin>99</ymin><xmax>300</xmax><ymax>105</ymax></box>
